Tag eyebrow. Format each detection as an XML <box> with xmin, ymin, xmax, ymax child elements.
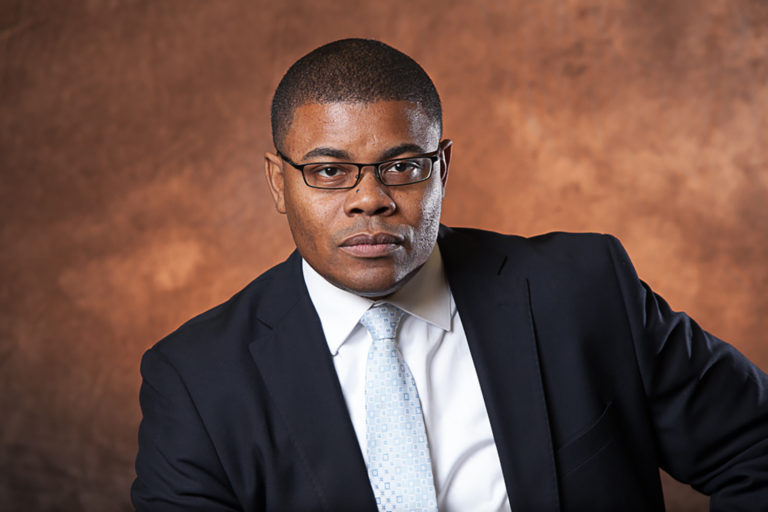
<box><xmin>380</xmin><ymin>143</ymin><xmax>428</xmax><ymax>160</ymax></box>
<box><xmin>302</xmin><ymin>147</ymin><xmax>350</xmax><ymax>161</ymax></box>
<box><xmin>301</xmin><ymin>143</ymin><xmax>429</xmax><ymax>163</ymax></box>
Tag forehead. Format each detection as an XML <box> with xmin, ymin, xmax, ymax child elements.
<box><xmin>282</xmin><ymin>101</ymin><xmax>440</xmax><ymax>159</ymax></box>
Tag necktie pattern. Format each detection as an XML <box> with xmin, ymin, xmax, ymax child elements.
<box><xmin>361</xmin><ymin>303</ymin><xmax>438</xmax><ymax>512</ymax></box>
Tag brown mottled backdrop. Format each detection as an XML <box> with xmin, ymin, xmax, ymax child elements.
<box><xmin>1</xmin><ymin>0</ymin><xmax>766</xmax><ymax>510</ymax></box>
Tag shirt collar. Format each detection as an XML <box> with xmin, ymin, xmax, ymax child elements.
<box><xmin>302</xmin><ymin>247</ymin><xmax>452</xmax><ymax>356</ymax></box>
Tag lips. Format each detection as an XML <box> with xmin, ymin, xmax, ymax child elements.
<box><xmin>339</xmin><ymin>232</ymin><xmax>404</xmax><ymax>258</ymax></box>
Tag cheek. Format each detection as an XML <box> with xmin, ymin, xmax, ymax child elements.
<box><xmin>284</xmin><ymin>187</ymin><xmax>317</xmax><ymax>243</ymax></box>
<box><xmin>417</xmin><ymin>181</ymin><xmax>445</xmax><ymax>225</ymax></box>
<box><xmin>407</xmin><ymin>181</ymin><xmax>444</xmax><ymax>251</ymax></box>
<box><xmin>284</xmin><ymin>187</ymin><xmax>340</xmax><ymax>251</ymax></box>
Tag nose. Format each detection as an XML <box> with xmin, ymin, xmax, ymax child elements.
<box><xmin>343</xmin><ymin>166</ymin><xmax>396</xmax><ymax>217</ymax></box>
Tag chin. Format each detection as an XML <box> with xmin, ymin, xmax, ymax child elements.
<box><xmin>324</xmin><ymin>265</ymin><xmax>389</xmax><ymax>295</ymax></box>
<box><xmin>337</xmin><ymin>277</ymin><xmax>399</xmax><ymax>298</ymax></box>
<box><xmin>333</xmin><ymin>265</ymin><xmax>416</xmax><ymax>299</ymax></box>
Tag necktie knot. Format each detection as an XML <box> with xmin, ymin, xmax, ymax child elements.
<box><xmin>360</xmin><ymin>303</ymin><xmax>404</xmax><ymax>341</ymax></box>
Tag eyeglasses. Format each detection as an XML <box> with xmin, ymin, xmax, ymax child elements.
<box><xmin>277</xmin><ymin>149</ymin><xmax>440</xmax><ymax>190</ymax></box>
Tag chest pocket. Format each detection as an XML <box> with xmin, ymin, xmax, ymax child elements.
<box><xmin>556</xmin><ymin>401</ymin><xmax>617</xmax><ymax>478</ymax></box>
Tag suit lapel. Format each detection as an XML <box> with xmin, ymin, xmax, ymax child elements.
<box><xmin>439</xmin><ymin>227</ymin><xmax>560</xmax><ymax>511</ymax></box>
<box><xmin>248</xmin><ymin>253</ymin><xmax>377</xmax><ymax>511</ymax></box>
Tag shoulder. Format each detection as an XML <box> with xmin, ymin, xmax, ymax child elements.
<box><xmin>145</xmin><ymin>252</ymin><xmax>301</xmax><ymax>370</ymax></box>
<box><xmin>442</xmin><ymin>224</ymin><xmax>615</xmax><ymax>248</ymax></box>
<box><xmin>440</xmin><ymin>225</ymin><xmax>629</xmax><ymax>275</ymax></box>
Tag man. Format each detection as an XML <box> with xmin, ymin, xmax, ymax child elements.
<box><xmin>132</xmin><ymin>39</ymin><xmax>768</xmax><ymax>511</ymax></box>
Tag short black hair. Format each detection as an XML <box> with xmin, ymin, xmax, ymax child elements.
<box><xmin>270</xmin><ymin>38</ymin><xmax>442</xmax><ymax>152</ymax></box>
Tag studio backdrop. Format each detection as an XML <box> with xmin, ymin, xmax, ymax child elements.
<box><xmin>1</xmin><ymin>1</ymin><xmax>766</xmax><ymax>510</ymax></box>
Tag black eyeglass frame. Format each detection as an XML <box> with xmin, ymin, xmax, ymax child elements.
<box><xmin>276</xmin><ymin>149</ymin><xmax>441</xmax><ymax>190</ymax></box>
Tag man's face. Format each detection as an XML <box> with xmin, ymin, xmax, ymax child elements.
<box><xmin>265</xmin><ymin>100</ymin><xmax>451</xmax><ymax>297</ymax></box>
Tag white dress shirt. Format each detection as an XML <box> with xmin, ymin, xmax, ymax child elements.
<box><xmin>303</xmin><ymin>248</ymin><xmax>511</xmax><ymax>511</ymax></box>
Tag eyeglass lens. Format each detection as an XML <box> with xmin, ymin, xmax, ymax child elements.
<box><xmin>303</xmin><ymin>157</ymin><xmax>433</xmax><ymax>189</ymax></box>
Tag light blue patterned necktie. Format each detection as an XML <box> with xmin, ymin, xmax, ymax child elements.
<box><xmin>361</xmin><ymin>303</ymin><xmax>438</xmax><ymax>512</ymax></box>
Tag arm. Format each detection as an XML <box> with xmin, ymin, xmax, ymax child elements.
<box><xmin>607</xmin><ymin>235</ymin><xmax>768</xmax><ymax>511</ymax></box>
<box><xmin>131</xmin><ymin>347</ymin><xmax>242</xmax><ymax>511</ymax></box>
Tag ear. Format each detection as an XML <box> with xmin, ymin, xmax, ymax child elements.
<box><xmin>264</xmin><ymin>151</ymin><xmax>287</xmax><ymax>214</ymax></box>
<box><xmin>438</xmin><ymin>139</ymin><xmax>452</xmax><ymax>191</ymax></box>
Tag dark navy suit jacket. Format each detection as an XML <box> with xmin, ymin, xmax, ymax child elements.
<box><xmin>132</xmin><ymin>227</ymin><xmax>768</xmax><ymax>511</ymax></box>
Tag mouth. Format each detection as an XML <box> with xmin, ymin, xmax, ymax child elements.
<box><xmin>339</xmin><ymin>232</ymin><xmax>404</xmax><ymax>258</ymax></box>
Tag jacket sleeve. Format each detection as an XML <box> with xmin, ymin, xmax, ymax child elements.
<box><xmin>606</xmin><ymin>235</ymin><xmax>768</xmax><ymax>511</ymax></box>
<box><xmin>131</xmin><ymin>346</ymin><xmax>242</xmax><ymax>511</ymax></box>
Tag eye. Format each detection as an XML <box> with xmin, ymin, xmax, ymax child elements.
<box><xmin>315</xmin><ymin>165</ymin><xmax>345</xmax><ymax>178</ymax></box>
<box><xmin>302</xmin><ymin>163</ymin><xmax>357</xmax><ymax>188</ymax></box>
<box><xmin>389</xmin><ymin>160</ymin><xmax>421</xmax><ymax>173</ymax></box>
